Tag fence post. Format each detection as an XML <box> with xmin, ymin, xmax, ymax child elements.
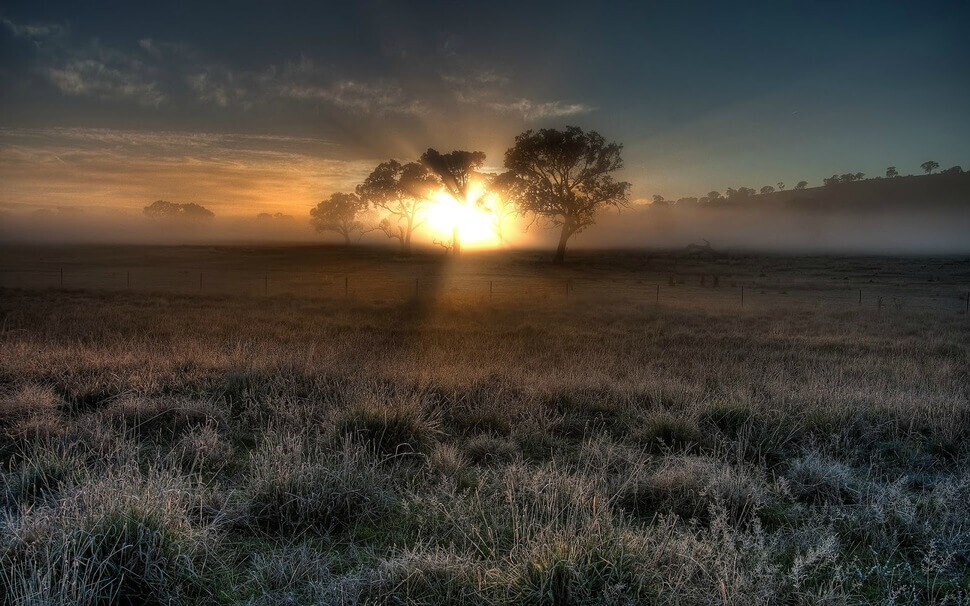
<box><xmin>127</xmin><ymin>271</ymin><xmax>130</xmax><ymax>289</ymax></box>
<box><xmin>566</xmin><ymin>279</ymin><xmax>570</xmax><ymax>297</ymax></box>
<box><xmin>264</xmin><ymin>273</ymin><xmax>268</xmax><ymax>296</ymax></box>
<box><xmin>966</xmin><ymin>291</ymin><xmax>969</xmax><ymax>314</ymax></box>
<box><xmin>344</xmin><ymin>275</ymin><xmax>349</xmax><ymax>298</ymax></box>
<box><xmin>489</xmin><ymin>280</ymin><xmax>493</xmax><ymax>301</ymax></box>
<box><xmin>656</xmin><ymin>284</ymin><xmax>660</xmax><ymax>304</ymax></box>
<box><xmin>415</xmin><ymin>277</ymin><xmax>419</xmax><ymax>297</ymax></box>
<box><xmin>60</xmin><ymin>268</ymin><xmax>63</xmax><ymax>288</ymax></box>
<box><xmin>858</xmin><ymin>289</ymin><xmax>861</xmax><ymax>305</ymax></box>
<box><xmin>741</xmin><ymin>285</ymin><xmax>744</xmax><ymax>308</ymax></box>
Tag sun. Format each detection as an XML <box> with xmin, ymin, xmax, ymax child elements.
<box><xmin>425</xmin><ymin>189</ymin><xmax>501</xmax><ymax>249</ymax></box>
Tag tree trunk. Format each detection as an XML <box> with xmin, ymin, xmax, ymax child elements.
<box><xmin>553</xmin><ymin>223</ymin><xmax>571</xmax><ymax>264</ymax></box>
<box><xmin>403</xmin><ymin>230</ymin><xmax>412</xmax><ymax>255</ymax></box>
<box><xmin>452</xmin><ymin>225</ymin><xmax>461</xmax><ymax>256</ymax></box>
<box><xmin>343</xmin><ymin>232</ymin><xmax>351</xmax><ymax>245</ymax></box>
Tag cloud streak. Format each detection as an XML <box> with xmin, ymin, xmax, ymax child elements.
<box><xmin>3</xmin><ymin>17</ymin><xmax>593</xmax><ymax>122</ymax></box>
<box><xmin>487</xmin><ymin>99</ymin><xmax>593</xmax><ymax>121</ymax></box>
<box><xmin>0</xmin><ymin>127</ymin><xmax>374</xmax><ymax>216</ymax></box>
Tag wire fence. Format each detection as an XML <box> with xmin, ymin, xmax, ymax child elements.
<box><xmin>1</xmin><ymin>266</ymin><xmax>968</xmax><ymax>315</ymax></box>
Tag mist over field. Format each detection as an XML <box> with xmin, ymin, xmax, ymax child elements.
<box><xmin>4</xmin><ymin>193</ymin><xmax>968</xmax><ymax>254</ymax></box>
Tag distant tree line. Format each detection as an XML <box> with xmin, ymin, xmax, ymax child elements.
<box><xmin>650</xmin><ymin>160</ymin><xmax>963</xmax><ymax>207</ymax></box>
<box><xmin>309</xmin><ymin>126</ymin><xmax>630</xmax><ymax>263</ymax></box>
<box><xmin>143</xmin><ymin>200</ymin><xmax>215</xmax><ymax>220</ymax></box>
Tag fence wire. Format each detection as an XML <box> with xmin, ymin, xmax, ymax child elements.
<box><xmin>1</xmin><ymin>266</ymin><xmax>967</xmax><ymax>315</ymax></box>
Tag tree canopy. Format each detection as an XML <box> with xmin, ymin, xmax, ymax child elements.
<box><xmin>143</xmin><ymin>200</ymin><xmax>214</xmax><ymax>220</ymax></box>
<box><xmin>310</xmin><ymin>192</ymin><xmax>367</xmax><ymax>244</ymax></box>
<box><xmin>356</xmin><ymin>160</ymin><xmax>438</xmax><ymax>255</ymax></box>
<box><xmin>503</xmin><ymin>126</ymin><xmax>630</xmax><ymax>263</ymax></box>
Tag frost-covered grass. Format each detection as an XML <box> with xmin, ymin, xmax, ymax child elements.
<box><xmin>1</xmin><ymin>282</ymin><xmax>968</xmax><ymax>604</ymax></box>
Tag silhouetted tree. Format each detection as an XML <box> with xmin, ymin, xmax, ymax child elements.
<box><xmin>854</xmin><ymin>172</ymin><xmax>864</xmax><ymax>180</ymax></box>
<box><xmin>651</xmin><ymin>194</ymin><xmax>670</xmax><ymax>206</ymax></box>
<box><xmin>886</xmin><ymin>166</ymin><xmax>898</xmax><ymax>178</ymax></box>
<box><xmin>777</xmin><ymin>182</ymin><xmax>786</xmax><ymax>190</ymax></box>
<box><xmin>823</xmin><ymin>175</ymin><xmax>840</xmax><ymax>186</ymax></box>
<box><xmin>921</xmin><ymin>160</ymin><xmax>939</xmax><ymax>174</ymax></box>
<box><xmin>940</xmin><ymin>165</ymin><xmax>963</xmax><ymax>174</ymax></box>
<box><xmin>356</xmin><ymin>160</ymin><xmax>437</xmax><ymax>255</ymax></box>
<box><xmin>503</xmin><ymin>126</ymin><xmax>630</xmax><ymax>263</ymax></box>
<box><xmin>420</xmin><ymin>149</ymin><xmax>487</xmax><ymax>256</ymax></box>
<box><xmin>839</xmin><ymin>173</ymin><xmax>860</xmax><ymax>183</ymax></box>
<box><xmin>677</xmin><ymin>197</ymin><xmax>698</xmax><ymax>205</ymax></box>
<box><xmin>760</xmin><ymin>185</ymin><xmax>775</xmax><ymax>195</ymax></box>
<box><xmin>310</xmin><ymin>192</ymin><xmax>367</xmax><ymax>244</ymax></box>
<box><xmin>143</xmin><ymin>200</ymin><xmax>214</xmax><ymax>219</ymax></box>
<box><xmin>707</xmin><ymin>191</ymin><xmax>723</xmax><ymax>201</ymax></box>
<box><xmin>725</xmin><ymin>186</ymin><xmax>756</xmax><ymax>200</ymax></box>
<box><xmin>795</xmin><ymin>181</ymin><xmax>808</xmax><ymax>189</ymax></box>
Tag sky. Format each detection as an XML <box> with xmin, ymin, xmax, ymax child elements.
<box><xmin>1</xmin><ymin>0</ymin><xmax>968</xmax><ymax>219</ymax></box>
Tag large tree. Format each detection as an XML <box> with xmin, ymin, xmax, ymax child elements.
<box><xmin>921</xmin><ymin>160</ymin><xmax>939</xmax><ymax>174</ymax></box>
<box><xmin>420</xmin><ymin>149</ymin><xmax>486</xmax><ymax>255</ymax></box>
<box><xmin>309</xmin><ymin>192</ymin><xmax>367</xmax><ymax>245</ymax></box>
<box><xmin>356</xmin><ymin>160</ymin><xmax>437</xmax><ymax>255</ymax></box>
<box><xmin>503</xmin><ymin>127</ymin><xmax>630</xmax><ymax>263</ymax></box>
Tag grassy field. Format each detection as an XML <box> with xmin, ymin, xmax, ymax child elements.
<box><xmin>1</xmin><ymin>246</ymin><xmax>969</xmax><ymax>604</ymax></box>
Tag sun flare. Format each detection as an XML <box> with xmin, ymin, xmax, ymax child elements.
<box><xmin>425</xmin><ymin>190</ymin><xmax>501</xmax><ymax>249</ymax></box>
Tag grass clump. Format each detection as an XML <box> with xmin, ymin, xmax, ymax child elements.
<box><xmin>245</xmin><ymin>436</ymin><xmax>398</xmax><ymax>535</ymax></box>
<box><xmin>784</xmin><ymin>452</ymin><xmax>860</xmax><ymax>506</ymax></box>
<box><xmin>633</xmin><ymin>410</ymin><xmax>706</xmax><ymax>453</ymax></box>
<box><xmin>617</xmin><ymin>456</ymin><xmax>767</xmax><ymax>526</ymax></box>
<box><xmin>337</xmin><ymin>390</ymin><xmax>441</xmax><ymax>456</ymax></box>
<box><xmin>0</xmin><ymin>465</ymin><xmax>219</xmax><ymax>606</ymax></box>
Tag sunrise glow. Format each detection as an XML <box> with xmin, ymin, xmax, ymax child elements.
<box><xmin>425</xmin><ymin>189</ymin><xmax>502</xmax><ymax>249</ymax></box>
